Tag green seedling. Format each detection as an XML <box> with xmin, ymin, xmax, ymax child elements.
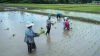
<box><xmin>7</xmin><ymin>28</ymin><xmax>9</xmax><ymax>30</ymax></box>
<box><xmin>42</xmin><ymin>16</ymin><xmax>43</xmax><ymax>17</ymax></box>
<box><xmin>69</xmin><ymin>35</ymin><xmax>71</xmax><ymax>37</ymax></box>
<box><xmin>89</xmin><ymin>41</ymin><xmax>91</xmax><ymax>43</ymax></box>
<box><xmin>95</xmin><ymin>51</ymin><xmax>96</xmax><ymax>54</ymax></box>
<box><xmin>97</xmin><ymin>49</ymin><xmax>99</xmax><ymax>52</ymax></box>
<box><xmin>41</xmin><ymin>27</ymin><xmax>43</xmax><ymax>29</ymax></box>
<box><xmin>47</xmin><ymin>51</ymin><xmax>49</xmax><ymax>52</ymax></box>
<box><xmin>84</xmin><ymin>51</ymin><xmax>85</xmax><ymax>53</ymax></box>
<box><xmin>82</xmin><ymin>37</ymin><xmax>84</xmax><ymax>38</ymax></box>
<box><xmin>20</xmin><ymin>22</ymin><xmax>22</xmax><ymax>23</ymax></box>
<box><xmin>31</xmin><ymin>22</ymin><xmax>33</xmax><ymax>23</ymax></box>
<box><xmin>13</xmin><ymin>34</ymin><xmax>16</xmax><ymax>37</ymax></box>
<box><xmin>54</xmin><ymin>27</ymin><xmax>56</xmax><ymax>29</ymax></box>
<box><xmin>77</xmin><ymin>49</ymin><xmax>79</xmax><ymax>51</ymax></box>
<box><xmin>51</xmin><ymin>21</ymin><xmax>53</xmax><ymax>22</ymax></box>
<box><xmin>62</xmin><ymin>49</ymin><xmax>64</xmax><ymax>52</ymax></box>
<box><xmin>50</xmin><ymin>52</ymin><xmax>51</xmax><ymax>54</ymax></box>
<box><xmin>94</xmin><ymin>42</ymin><xmax>96</xmax><ymax>45</ymax></box>
<box><xmin>55</xmin><ymin>50</ymin><xmax>57</xmax><ymax>52</ymax></box>
<box><xmin>40</xmin><ymin>29</ymin><xmax>45</xmax><ymax>34</ymax></box>
<box><xmin>27</xmin><ymin>15</ymin><xmax>28</xmax><ymax>16</ymax></box>
<box><xmin>43</xmin><ymin>53</ymin><xmax>44</xmax><ymax>55</ymax></box>
<box><xmin>54</xmin><ymin>21</ymin><xmax>57</xmax><ymax>24</ymax></box>
<box><xmin>70</xmin><ymin>27</ymin><xmax>73</xmax><ymax>29</ymax></box>
<box><xmin>1</xmin><ymin>20</ymin><xmax>2</xmax><ymax>22</ymax></box>
<box><xmin>88</xmin><ymin>47</ymin><xmax>90</xmax><ymax>49</ymax></box>
<box><xmin>47</xmin><ymin>55</ymin><xmax>48</xmax><ymax>56</ymax></box>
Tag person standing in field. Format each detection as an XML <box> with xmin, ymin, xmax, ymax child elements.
<box><xmin>63</xmin><ymin>17</ymin><xmax>67</xmax><ymax>29</ymax></box>
<box><xmin>65</xmin><ymin>18</ymin><xmax>70</xmax><ymax>30</ymax></box>
<box><xmin>57</xmin><ymin>13</ymin><xmax>62</xmax><ymax>18</ymax></box>
<box><xmin>24</xmin><ymin>21</ymin><xmax>40</xmax><ymax>53</ymax></box>
<box><xmin>46</xmin><ymin>14</ymin><xmax>54</xmax><ymax>35</ymax></box>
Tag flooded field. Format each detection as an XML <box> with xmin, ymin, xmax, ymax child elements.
<box><xmin>0</xmin><ymin>11</ymin><xmax>100</xmax><ymax>56</ymax></box>
<box><xmin>29</xmin><ymin>9</ymin><xmax>100</xmax><ymax>21</ymax></box>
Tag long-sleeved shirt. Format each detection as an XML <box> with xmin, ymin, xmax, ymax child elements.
<box><xmin>63</xmin><ymin>21</ymin><xmax>66</xmax><ymax>28</ymax></box>
<box><xmin>57</xmin><ymin>13</ymin><xmax>61</xmax><ymax>18</ymax></box>
<box><xmin>46</xmin><ymin>19</ymin><xmax>52</xmax><ymax>28</ymax></box>
<box><xmin>25</xmin><ymin>28</ymin><xmax>38</xmax><ymax>43</ymax></box>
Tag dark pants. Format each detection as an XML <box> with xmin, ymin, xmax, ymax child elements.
<box><xmin>46</xmin><ymin>26</ymin><xmax>50</xmax><ymax>34</ymax></box>
<box><xmin>26</xmin><ymin>42</ymin><xmax>36</xmax><ymax>53</ymax></box>
<box><xmin>57</xmin><ymin>14</ymin><xmax>60</xmax><ymax>18</ymax></box>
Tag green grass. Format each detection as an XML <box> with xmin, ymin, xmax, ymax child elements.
<box><xmin>5</xmin><ymin>4</ymin><xmax>100</xmax><ymax>12</ymax></box>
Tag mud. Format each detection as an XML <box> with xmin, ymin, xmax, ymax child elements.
<box><xmin>0</xmin><ymin>11</ymin><xmax>100</xmax><ymax>56</ymax></box>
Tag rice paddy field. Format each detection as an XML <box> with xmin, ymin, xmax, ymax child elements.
<box><xmin>0</xmin><ymin>4</ymin><xmax>100</xmax><ymax>56</ymax></box>
<box><xmin>5</xmin><ymin>4</ymin><xmax>100</xmax><ymax>12</ymax></box>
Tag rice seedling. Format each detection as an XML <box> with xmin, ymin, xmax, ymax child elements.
<box><xmin>31</xmin><ymin>22</ymin><xmax>33</xmax><ymax>23</ymax></box>
<box><xmin>54</xmin><ymin>27</ymin><xmax>56</xmax><ymax>29</ymax></box>
<box><xmin>50</xmin><ymin>52</ymin><xmax>51</xmax><ymax>54</ymax></box>
<box><xmin>27</xmin><ymin>15</ymin><xmax>28</xmax><ymax>16</ymax></box>
<box><xmin>1</xmin><ymin>20</ymin><xmax>2</xmax><ymax>22</ymax></box>
<box><xmin>82</xmin><ymin>37</ymin><xmax>84</xmax><ymax>38</ymax></box>
<box><xmin>88</xmin><ymin>47</ymin><xmax>90</xmax><ymax>49</ymax></box>
<box><xmin>95</xmin><ymin>51</ymin><xmax>96</xmax><ymax>54</ymax></box>
<box><xmin>40</xmin><ymin>29</ymin><xmax>45</xmax><ymax>34</ymax></box>
<box><xmin>20</xmin><ymin>22</ymin><xmax>22</xmax><ymax>23</ymax></box>
<box><xmin>94</xmin><ymin>42</ymin><xmax>96</xmax><ymax>45</ymax></box>
<box><xmin>54</xmin><ymin>21</ymin><xmax>57</xmax><ymax>24</ymax></box>
<box><xmin>51</xmin><ymin>21</ymin><xmax>53</xmax><ymax>22</ymax></box>
<box><xmin>84</xmin><ymin>51</ymin><xmax>85</xmax><ymax>53</ymax></box>
<box><xmin>47</xmin><ymin>55</ymin><xmax>48</xmax><ymax>56</ymax></box>
<box><xmin>97</xmin><ymin>49</ymin><xmax>99</xmax><ymax>52</ymax></box>
<box><xmin>47</xmin><ymin>51</ymin><xmax>49</xmax><ymax>52</ymax></box>
<box><xmin>13</xmin><ymin>34</ymin><xmax>16</xmax><ymax>37</ymax></box>
<box><xmin>41</xmin><ymin>27</ymin><xmax>43</xmax><ymax>29</ymax></box>
<box><xmin>77</xmin><ymin>49</ymin><xmax>79</xmax><ymax>51</ymax></box>
<box><xmin>69</xmin><ymin>35</ymin><xmax>71</xmax><ymax>37</ymax></box>
<box><xmin>62</xmin><ymin>49</ymin><xmax>64</xmax><ymax>52</ymax></box>
<box><xmin>7</xmin><ymin>28</ymin><xmax>9</xmax><ymax>30</ymax></box>
<box><xmin>43</xmin><ymin>53</ymin><xmax>44</xmax><ymax>55</ymax></box>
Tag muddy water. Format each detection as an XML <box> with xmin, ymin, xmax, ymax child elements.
<box><xmin>30</xmin><ymin>9</ymin><xmax>100</xmax><ymax>21</ymax></box>
<box><xmin>0</xmin><ymin>11</ymin><xmax>100</xmax><ymax>56</ymax></box>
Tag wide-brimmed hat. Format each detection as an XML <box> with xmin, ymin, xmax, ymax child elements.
<box><xmin>64</xmin><ymin>17</ymin><xmax>67</xmax><ymax>21</ymax></box>
<box><xmin>48</xmin><ymin>14</ymin><xmax>51</xmax><ymax>18</ymax></box>
<box><xmin>26</xmin><ymin>21</ymin><xmax>34</xmax><ymax>27</ymax></box>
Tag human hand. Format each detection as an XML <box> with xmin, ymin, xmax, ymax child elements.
<box><xmin>38</xmin><ymin>33</ymin><xmax>40</xmax><ymax>36</ymax></box>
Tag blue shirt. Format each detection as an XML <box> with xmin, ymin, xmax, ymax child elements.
<box><xmin>25</xmin><ymin>28</ymin><xmax>38</xmax><ymax>43</ymax></box>
<box><xmin>57</xmin><ymin>13</ymin><xmax>61</xmax><ymax>18</ymax></box>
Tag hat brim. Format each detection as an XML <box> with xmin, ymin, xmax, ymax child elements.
<box><xmin>26</xmin><ymin>23</ymin><xmax>34</xmax><ymax>27</ymax></box>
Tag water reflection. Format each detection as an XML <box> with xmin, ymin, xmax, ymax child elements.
<box><xmin>32</xmin><ymin>9</ymin><xmax>100</xmax><ymax>21</ymax></box>
<box><xmin>63</xmin><ymin>29</ymin><xmax>69</xmax><ymax>37</ymax></box>
<box><xmin>46</xmin><ymin>35</ymin><xmax>51</xmax><ymax>44</ymax></box>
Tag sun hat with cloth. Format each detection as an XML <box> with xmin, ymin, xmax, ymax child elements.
<box><xmin>64</xmin><ymin>17</ymin><xmax>67</xmax><ymax>21</ymax></box>
<box><xmin>48</xmin><ymin>14</ymin><xmax>52</xmax><ymax>18</ymax></box>
<box><xmin>26</xmin><ymin>21</ymin><xmax>34</xmax><ymax>27</ymax></box>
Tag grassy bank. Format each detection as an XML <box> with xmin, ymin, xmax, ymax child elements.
<box><xmin>4</xmin><ymin>4</ymin><xmax>100</xmax><ymax>12</ymax></box>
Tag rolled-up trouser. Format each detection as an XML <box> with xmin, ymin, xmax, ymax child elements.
<box><xmin>46</xmin><ymin>26</ymin><xmax>51</xmax><ymax>34</ymax></box>
<box><xmin>57</xmin><ymin>14</ymin><xmax>60</xmax><ymax>18</ymax></box>
<box><xmin>26</xmin><ymin>42</ymin><xmax>36</xmax><ymax>53</ymax></box>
